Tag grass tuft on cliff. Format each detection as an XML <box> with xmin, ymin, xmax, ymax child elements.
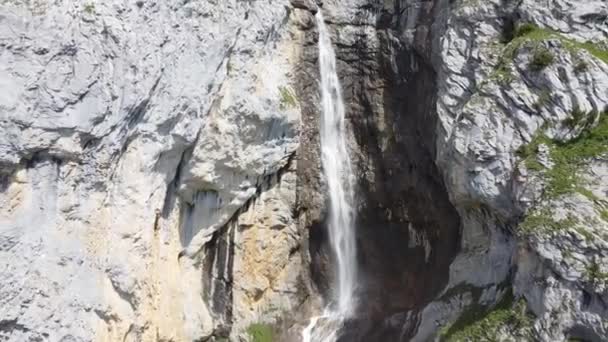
<box><xmin>278</xmin><ymin>86</ymin><xmax>297</xmax><ymax>110</ymax></box>
<box><xmin>440</xmin><ymin>289</ymin><xmax>534</xmax><ymax>342</ymax></box>
<box><xmin>520</xmin><ymin>208</ymin><xmax>579</xmax><ymax>235</ymax></box>
<box><xmin>600</xmin><ymin>209</ymin><xmax>608</xmax><ymax>222</ymax></box>
<box><xmin>511</xmin><ymin>23</ymin><xmax>608</xmax><ymax>64</ymax></box>
<box><xmin>586</xmin><ymin>261</ymin><xmax>608</xmax><ymax>286</ymax></box>
<box><xmin>490</xmin><ymin>23</ymin><xmax>608</xmax><ymax>82</ymax></box>
<box><xmin>247</xmin><ymin>323</ymin><xmax>274</xmax><ymax>342</ymax></box>
<box><xmin>518</xmin><ymin>112</ymin><xmax>608</xmax><ymax>198</ymax></box>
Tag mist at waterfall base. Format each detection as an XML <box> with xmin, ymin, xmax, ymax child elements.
<box><xmin>302</xmin><ymin>10</ymin><xmax>358</xmax><ymax>342</ymax></box>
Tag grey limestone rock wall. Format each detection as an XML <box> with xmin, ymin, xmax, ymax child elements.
<box><xmin>1</xmin><ymin>0</ymin><xmax>608</xmax><ymax>341</ymax></box>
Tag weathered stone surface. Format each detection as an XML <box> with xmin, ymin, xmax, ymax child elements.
<box><xmin>0</xmin><ymin>0</ymin><xmax>309</xmax><ymax>341</ymax></box>
<box><xmin>290</xmin><ymin>0</ymin><xmax>319</xmax><ymax>13</ymax></box>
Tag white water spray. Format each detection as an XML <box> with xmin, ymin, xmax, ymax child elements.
<box><xmin>302</xmin><ymin>9</ymin><xmax>358</xmax><ymax>342</ymax></box>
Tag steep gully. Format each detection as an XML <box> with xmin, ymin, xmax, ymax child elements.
<box><xmin>295</xmin><ymin>2</ymin><xmax>461</xmax><ymax>341</ymax></box>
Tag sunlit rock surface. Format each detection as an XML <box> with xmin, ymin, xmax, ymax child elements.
<box><xmin>0</xmin><ymin>1</ymin><xmax>308</xmax><ymax>341</ymax></box>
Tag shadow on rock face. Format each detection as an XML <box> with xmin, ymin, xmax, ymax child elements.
<box><xmin>323</xmin><ymin>1</ymin><xmax>460</xmax><ymax>340</ymax></box>
<box><xmin>350</xmin><ymin>43</ymin><xmax>461</xmax><ymax>321</ymax></box>
<box><xmin>308</xmin><ymin>214</ymin><xmax>333</xmax><ymax>299</ymax></box>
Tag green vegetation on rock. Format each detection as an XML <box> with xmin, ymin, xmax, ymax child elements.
<box><xmin>278</xmin><ymin>86</ymin><xmax>297</xmax><ymax>110</ymax></box>
<box><xmin>247</xmin><ymin>323</ymin><xmax>274</xmax><ymax>342</ymax></box>
<box><xmin>586</xmin><ymin>261</ymin><xmax>608</xmax><ymax>285</ymax></box>
<box><xmin>520</xmin><ymin>208</ymin><xmax>578</xmax><ymax>235</ymax></box>
<box><xmin>574</xmin><ymin>60</ymin><xmax>589</xmax><ymax>73</ymax></box>
<box><xmin>600</xmin><ymin>209</ymin><xmax>608</xmax><ymax>222</ymax></box>
<box><xmin>518</xmin><ymin>113</ymin><xmax>608</xmax><ymax>198</ymax></box>
<box><xmin>576</xmin><ymin>40</ymin><xmax>608</xmax><ymax>65</ymax></box>
<box><xmin>546</xmin><ymin>113</ymin><xmax>608</xmax><ymax>196</ymax></box>
<box><xmin>84</xmin><ymin>3</ymin><xmax>94</xmax><ymax>14</ymax></box>
<box><xmin>511</xmin><ymin>24</ymin><xmax>608</xmax><ymax>64</ymax></box>
<box><xmin>516</xmin><ymin>128</ymin><xmax>552</xmax><ymax>172</ymax></box>
<box><xmin>530</xmin><ymin>47</ymin><xmax>555</xmax><ymax>71</ymax></box>
<box><xmin>514</xmin><ymin>23</ymin><xmax>538</xmax><ymax>38</ymax></box>
<box><xmin>440</xmin><ymin>290</ymin><xmax>534</xmax><ymax>342</ymax></box>
<box><xmin>564</xmin><ymin>106</ymin><xmax>589</xmax><ymax>130</ymax></box>
<box><xmin>516</xmin><ymin>113</ymin><xmax>608</xmax><ymax>235</ymax></box>
<box><xmin>489</xmin><ymin>23</ymin><xmax>608</xmax><ymax>83</ymax></box>
<box><xmin>533</xmin><ymin>90</ymin><xmax>553</xmax><ymax>111</ymax></box>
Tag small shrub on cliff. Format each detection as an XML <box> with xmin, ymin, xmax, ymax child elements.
<box><xmin>574</xmin><ymin>60</ymin><xmax>589</xmax><ymax>73</ymax></box>
<box><xmin>586</xmin><ymin>261</ymin><xmax>608</xmax><ymax>286</ymax></box>
<box><xmin>515</xmin><ymin>23</ymin><xmax>538</xmax><ymax>38</ymax></box>
<box><xmin>84</xmin><ymin>3</ymin><xmax>95</xmax><ymax>14</ymax></box>
<box><xmin>533</xmin><ymin>90</ymin><xmax>552</xmax><ymax>111</ymax></box>
<box><xmin>530</xmin><ymin>48</ymin><xmax>555</xmax><ymax>71</ymax></box>
<box><xmin>564</xmin><ymin>106</ymin><xmax>588</xmax><ymax>129</ymax></box>
<box><xmin>600</xmin><ymin>210</ymin><xmax>608</xmax><ymax>222</ymax></box>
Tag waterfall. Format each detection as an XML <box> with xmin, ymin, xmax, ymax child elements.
<box><xmin>317</xmin><ymin>8</ymin><xmax>358</xmax><ymax>315</ymax></box>
<box><xmin>302</xmin><ymin>9</ymin><xmax>358</xmax><ymax>342</ymax></box>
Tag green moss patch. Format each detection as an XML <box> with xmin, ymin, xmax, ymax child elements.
<box><xmin>516</xmin><ymin>113</ymin><xmax>608</xmax><ymax>235</ymax></box>
<box><xmin>518</xmin><ymin>113</ymin><xmax>608</xmax><ymax>198</ymax></box>
<box><xmin>600</xmin><ymin>210</ymin><xmax>608</xmax><ymax>222</ymax></box>
<box><xmin>440</xmin><ymin>290</ymin><xmax>534</xmax><ymax>342</ymax></box>
<box><xmin>575</xmin><ymin>40</ymin><xmax>608</xmax><ymax>64</ymax></box>
<box><xmin>516</xmin><ymin>128</ymin><xmax>552</xmax><ymax>171</ymax></box>
<box><xmin>546</xmin><ymin>113</ymin><xmax>608</xmax><ymax>196</ymax></box>
<box><xmin>247</xmin><ymin>323</ymin><xmax>274</xmax><ymax>342</ymax></box>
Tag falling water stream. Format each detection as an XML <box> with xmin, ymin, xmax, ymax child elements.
<box><xmin>302</xmin><ymin>10</ymin><xmax>358</xmax><ymax>342</ymax></box>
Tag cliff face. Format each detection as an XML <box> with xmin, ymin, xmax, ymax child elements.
<box><xmin>426</xmin><ymin>1</ymin><xmax>608</xmax><ymax>341</ymax></box>
<box><xmin>1</xmin><ymin>0</ymin><xmax>608</xmax><ymax>342</ymax></box>
<box><xmin>0</xmin><ymin>1</ymin><xmax>309</xmax><ymax>341</ymax></box>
